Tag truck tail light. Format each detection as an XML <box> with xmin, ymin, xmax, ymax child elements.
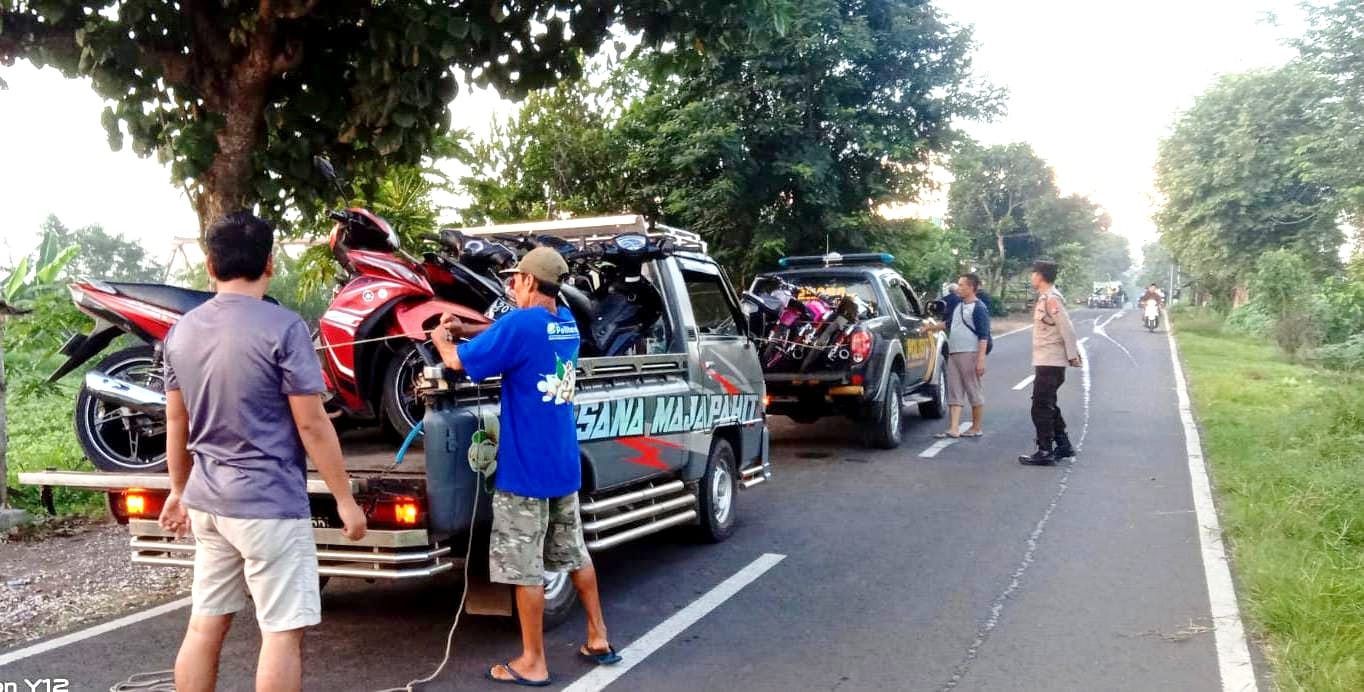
<box><xmin>122</xmin><ymin>490</ymin><xmax>164</xmax><ymax>518</ymax></box>
<box><xmin>394</xmin><ymin>501</ymin><xmax>420</xmax><ymax>526</ymax></box>
<box><xmin>850</xmin><ymin>329</ymin><xmax>872</xmax><ymax>363</ymax></box>
<box><xmin>368</xmin><ymin>496</ymin><xmax>425</xmax><ymax>529</ymax></box>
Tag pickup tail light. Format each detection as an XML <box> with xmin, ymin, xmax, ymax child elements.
<box><xmin>850</xmin><ymin>329</ymin><xmax>872</xmax><ymax>363</ymax></box>
<box><xmin>122</xmin><ymin>490</ymin><xmax>165</xmax><ymax>519</ymax></box>
<box><xmin>367</xmin><ymin>496</ymin><xmax>425</xmax><ymax>529</ymax></box>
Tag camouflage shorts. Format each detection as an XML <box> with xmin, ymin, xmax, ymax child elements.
<box><xmin>489</xmin><ymin>490</ymin><xmax>591</xmax><ymax>586</ymax></box>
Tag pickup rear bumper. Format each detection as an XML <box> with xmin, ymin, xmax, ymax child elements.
<box><xmin>127</xmin><ymin>519</ymin><xmax>457</xmax><ymax>580</ymax></box>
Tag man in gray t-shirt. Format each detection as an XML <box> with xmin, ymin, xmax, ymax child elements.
<box><xmin>157</xmin><ymin>212</ymin><xmax>365</xmax><ymax>692</ymax></box>
<box><xmin>927</xmin><ymin>272</ymin><xmax>991</xmax><ymax>439</ymax></box>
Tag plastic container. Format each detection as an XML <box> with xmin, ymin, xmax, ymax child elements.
<box><xmin>421</xmin><ymin>396</ymin><xmax>485</xmax><ymax>542</ymax></box>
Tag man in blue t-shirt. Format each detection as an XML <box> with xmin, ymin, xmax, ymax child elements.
<box><xmin>433</xmin><ymin>247</ymin><xmax>619</xmax><ymax>686</ymax></box>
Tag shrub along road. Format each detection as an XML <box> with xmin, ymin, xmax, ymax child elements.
<box><xmin>0</xmin><ymin>308</ymin><xmax>1262</xmax><ymax>691</ymax></box>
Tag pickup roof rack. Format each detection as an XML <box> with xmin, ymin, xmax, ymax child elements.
<box><xmin>445</xmin><ymin>214</ymin><xmax>707</xmax><ymax>254</ymax></box>
<box><xmin>778</xmin><ymin>252</ymin><xmax>895</xmax><ymax>268</ymax></box>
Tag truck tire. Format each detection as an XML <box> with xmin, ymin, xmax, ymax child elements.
<box><xmin>75</xmin><ymin>345</ymin><xmax>169</xmax><ymax>472</ymax></box>
<box><xmin>866</xmin><ymin>372</ymin><xmax>904</xmax><ymax>449</ymax></box>
<box><xmin>918</xmin><ymin>360</ymin><xmax>947</xmax><ymax>420</ymax></box>
<box><xmin>695</xmin><ymin>438</ymin><xmax>738</xmax><ymax>543</ymax></box>
<box><xmin>541</xmin><ymin>570</ymin><xmax>579</xmax><ymax>630</ymax></box>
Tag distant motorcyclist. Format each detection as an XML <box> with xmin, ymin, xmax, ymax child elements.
<box><xmin>1140</xmin><ymin>284</ymin><xmax>1165</xmax><ymax>308</ymax></box>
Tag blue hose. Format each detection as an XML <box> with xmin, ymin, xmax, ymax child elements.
<box><xmin>394</xmin><ymin>420</ymin><xmax>424</xmax><ymax>465</ymax></box>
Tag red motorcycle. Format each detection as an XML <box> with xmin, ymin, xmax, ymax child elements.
<box><xmin>49</xmin><ymin>170</ymin><xmax>488</xmax><ymax>472</ymax></box>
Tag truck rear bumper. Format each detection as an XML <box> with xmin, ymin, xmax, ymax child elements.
<box><xmin>126</xmin><ymin>519</ymin><xmax>456</xmax><ymax>580</ymax></box>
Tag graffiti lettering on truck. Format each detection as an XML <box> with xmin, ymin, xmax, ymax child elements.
<box><xmin>576</xmin><ymin>394</ymin><xmax>761</xmax><ymax>442</ymax></box>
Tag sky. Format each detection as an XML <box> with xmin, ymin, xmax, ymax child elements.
<box><xmin>0</xmin><ymin>0</ymin><xmax>1305</xmax><ymax>270</ymax></box>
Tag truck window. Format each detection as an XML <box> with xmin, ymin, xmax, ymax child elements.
<box><xmin>683</xmin><ymin>269</ymin><xmax>742</xmax><ymax>336</ymax></box>
<box><xmin>898</xmin><ymin>281</ymin><xmax>923</xmax><ymax>316</ymax></box>
<box><xmin>883</xmin><ymin>277</ymin><xmax>914</xmax><ymax>318</ymax></box>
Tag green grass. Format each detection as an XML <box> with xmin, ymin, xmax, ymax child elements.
<box><xmin>1174</xmin><ymin>311</ymin><xmax>1364</xmax><ymax>691</ymax></box>
<box><xmin>5</xmin><ymin>347</ymin><xmax>104</xmax><ymax>517</ymax></box>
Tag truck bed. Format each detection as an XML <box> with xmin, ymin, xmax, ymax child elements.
<box><xmin>325</xmin><ymin>430</ymin><xmax>423</xmax><ymax>476</ymax></box>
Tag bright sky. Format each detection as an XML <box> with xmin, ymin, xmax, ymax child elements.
<box><xmin>0</xmin><ymin>1</ymin><xmax>1304</xmax><ymax>268</ymax></box>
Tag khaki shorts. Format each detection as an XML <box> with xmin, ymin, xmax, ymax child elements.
<box><xmin>946</xmin><ymin>353</ymin><xmax>985</xmax><ymax>407</ymax></box>
<box><xmin>187</xmin><ymin>508</ymin><xmax>321</xmax><ymax>632</ymax></box>
<box><xmin>489</xmin><ymin>490</ymin><xmax>591</xmax><ymax>586</ymax></box>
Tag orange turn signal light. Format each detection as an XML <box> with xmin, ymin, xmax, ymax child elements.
<box><xmin>125</xmin><ymin>492</ymin><xmax>147</xmax><ymax>516</ymax></box>
<box><xmin>393</xmin><ymin>501</ymin><xmax>421</xmax><ymax>526</ymax></box>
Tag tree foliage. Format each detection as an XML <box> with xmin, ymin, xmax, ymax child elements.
<box><xmin>1154</xmin><ymin>65</ymin><xmax>1343</xmax><ymax>303</ymax></box>
<box><xmin>38</xmin><ymin>214</ymin><xmax>165</xmax><ymax>282</ymax></box>
<box><xmin>945</xmin><ymin>140</ymin><xmax>1124</xmax><ymax>301</ymax></box>
<box><xmin>0</xmin><ymin>0</ymin><xmax>790</xmax><ymax>234</ymax></box>
<box><xmin>462</xmin><ymin>0</ymin><xmax>997</xmax><ymax>280</ymax></box>
<box><xmin>1298</xmin><ymin>0</ymin><xmax>1364</xmax><ymax>225</ymax></box>
<box><xmin>1251</xmin><ymin>249</ymin><xmax>1320</xmax><ymax>355</ymax></box>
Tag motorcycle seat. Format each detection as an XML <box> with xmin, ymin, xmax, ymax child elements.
<box><xmin>106</xmin><ymin>282</ymin><xmax>279</xmax><ymax>315</ymax></box>
<box><xmin>558</xmin><ymin>284</ymin><xmax>596</xmax><ymax>352</ymax></box>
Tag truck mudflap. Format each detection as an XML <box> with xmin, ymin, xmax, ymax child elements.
<box><xmin>126</xmin><ymin>519</ymin><xmax>457</xmax><ymax>579</ymax></box>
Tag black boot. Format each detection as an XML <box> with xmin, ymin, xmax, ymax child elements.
<box><xmin>1053</xmin><ymin>433</ymin><xmax>1075</xmax><ymax>460</ymax></box>
<box><xmin>1018</xmin><ymin>445</ymin><xmax>1056</xmax><ymax>466</ymax></box>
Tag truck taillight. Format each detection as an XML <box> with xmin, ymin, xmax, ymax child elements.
<box><xmin>394</xmin><ymin>501</ymin><xmax>420</xmax><ymax>526</ymax></box>
<box><xmin>850</xmin><ymin>329</ymin><xmax>872</xmax><ymax>363</ymax></box>
<box><xmin>369</xmin><ymin>496</ymin><xmax>424</xmax><ymax>528</ymax></box>
<box><xmin>122</xmin><ymin>490</ymin><xmax>164</xmax><ymax>518</ymax></box>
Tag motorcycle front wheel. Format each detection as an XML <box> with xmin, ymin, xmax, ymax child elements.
<box><xmin>74</xmin><ymin>345</ymin><xmax>169</xmax><ymax>473</ymax></box>
<box><xmin>380</xmin><ymin>342</ymin><xmax>427</xmax><ymax>439</ymax></box>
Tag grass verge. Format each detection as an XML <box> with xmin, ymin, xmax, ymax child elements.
<box><xmin>1174</xmin><ymin>310</ymin><xmax>1364</xmax><ymax>691</ymax></box>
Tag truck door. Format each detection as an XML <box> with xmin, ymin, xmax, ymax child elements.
<box><xmin>882</xmin><ymin>275</ymin><xmax>931</xmax><ymax>385</ymax></box>
<box><xmin>675</xmin><ymin>257</ymin><xmax>762</xmax><ymax>454</ymax></box>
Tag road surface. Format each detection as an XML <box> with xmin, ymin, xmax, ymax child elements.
<box><xmin>0</xmin><ymin>308</ymin><xmax>1262</xmax><ymax>691</ymax></box>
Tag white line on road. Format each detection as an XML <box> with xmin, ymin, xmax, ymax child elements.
<box><xmin>1165</xmin><ymin>320</ymin><xmax>1259</xmax><ymax>691</ymax></box>
<box><xmin>917</xmin><ymin>422</ymin><xmax>974</xmax><ymax>458</ymax></box>
<box><xmin>996</xmin><ymin>324</ymin><xmax>1032</xmax><ymax>339</ymax></box>
<box><xmin>0</xmin><ymin>596</ymin><xmax>191</xmax><ymax>666</ymax></box>
<box><xmin>562</xmin><ymin>553</ymin><xmax>786</xmax><ymax>692</ymax></box>
<box><xmin>1011</xmin><ymin>375</ymin><xmax>1035</xmax><ymax>391</ymax></box>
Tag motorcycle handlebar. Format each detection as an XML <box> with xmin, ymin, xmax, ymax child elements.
<box><xmin>328</xmin><ymin>210</ymin><xmax>349</xmax><ymax>223</ymax></box>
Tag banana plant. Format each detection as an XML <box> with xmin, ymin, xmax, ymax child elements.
<box><xmin>2</xmin><ymin>230</ymin><xmax>78</xmax><ymax>509</ymax></box>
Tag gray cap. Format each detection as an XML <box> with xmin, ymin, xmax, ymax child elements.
<box><xmin>500</xmin><ymin>246</ymin><xmax>569</xmax><ymax>286</ymax></box>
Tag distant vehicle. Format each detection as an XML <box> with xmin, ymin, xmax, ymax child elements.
<box><xmin>744</xmin><ymin>252</ymin><xmax>945</xmax><ymax>449</ymax></box>
<box><xmin>1088</xmin><ymin>281</ymin><xmax>1123</xmax><ymax>309</ymax></box>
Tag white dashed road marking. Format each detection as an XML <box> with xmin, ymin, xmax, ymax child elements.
<box><xmin>0</xmin><ymin>597</ymin><xmax>191</xmax><ymax>666</ymax></box>
<box><xmin>1011</xmin><ymin>375</ymin><xmax>1035</xmax><ymax>391</ymax></box>
<box><xmin>918</xmin><ymin>422</ymin><xmax>974</xmax><ymax>458</ymax></box>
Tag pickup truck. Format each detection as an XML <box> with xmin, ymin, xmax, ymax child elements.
<box><xmin>746</xmin><ymin>253</ymin><xmax>945</xmax><ymax>449</ymax></box>
<box><xmin>20</xmin><ymin>216</ymin><xmax>771</xmax><ymax>626</ymax></box>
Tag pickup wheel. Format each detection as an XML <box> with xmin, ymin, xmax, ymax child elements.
<box><xmin>918</xmin><ymin>360</ymin><xmax>947</xmax><ymax>420</ymax></box>
<box><xmin>866</xmin><ymin>372</ymin><xmax>904</xmax><ymax>449</ymax></box>
<box><xmin>541</xmin><ymin>570</ymin><xmax>578</xmax><ymax>630</ymax></box>
<box><xmin>695</xmin><ymin>439</ymin><xmax>738</xmax><ymax>543</ymax></box>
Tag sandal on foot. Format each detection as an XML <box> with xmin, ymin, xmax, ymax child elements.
<box><xmin>579</xmin><ymin>644</ymin><xmax>623</xmax><ymax>665</ymax></box>
<box><xmin>962</xmin><ymin>430</ymin><xmax>984</xmax><ymax>438</ymax></box>
<box><xmin>486</xmin><ymin>662</ymin><xmax>551</xmax><ymax>687</ymax></box>
<box><xmin>933</xmin><ymin>431</ymin><xmax>960</xmax><ymax>439</ymax></box>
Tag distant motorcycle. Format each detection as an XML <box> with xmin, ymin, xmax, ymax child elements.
<box><xmin>1143</xmin><ymin>300</ymin><xmax>1161</xmax><ymax>332</ymax></box>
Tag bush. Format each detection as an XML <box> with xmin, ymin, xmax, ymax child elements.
<box><xmin>1251</xmin><ymin>250</ymin><xmax>1320</xmax><ymax>356</ymax></box>
<box><xmin>1306</xmin><ymin>333</ymin><xmax>1364</xmax><ymax>372</ymax></box>
<box><xmin>1320</xmin><ymin>274</ymin><xmax>1364</xmax><ymax>344</ymax></box>
<box><xmin>1224</xmin><ymin>302</ymin><xmax>1274</xmax><ymax>338</ymax></box>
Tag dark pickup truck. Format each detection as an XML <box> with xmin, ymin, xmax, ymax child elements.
<box><xmin>745</xmin><ymin>253</ymin><xmax>946</xmax><ymax>449</ymax></box>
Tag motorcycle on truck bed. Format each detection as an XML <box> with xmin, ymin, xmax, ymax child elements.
<box><xmin>20</xmin><ymin>216</ymin><xmax>772</xmax><ymax>627</ymax></box>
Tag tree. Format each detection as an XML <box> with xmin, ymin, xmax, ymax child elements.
<box><xmin>1251</xmin><ymin>249</ymin><xmax>1319</xmax><ymax>356</ymax></box>
<box><xmin>1154</xmin><ymin>65</ymin><xmax>1343</xmax><ymax>305</ymax></box>
<box><xmin>462</xmin><ymin>0</ymin><xmax>998</xmax><ymax>280</ymax></box>
<box><xmin>1</xmin><ymin>230</ymin><xmax>77</xmax><ymax>508</ymax></box>
<box><xmin>39</xmin><ymin>214</ymin><xmax>164</xmax><ymax>282</ymax></box>
<box><xmin>1</xmin><ymin>0</ymin><xmax>790</xmax><ymax>235</ymax></box>
<box><xmin>945</xmin><ymin>141</ymin><xmax>1058</xmax><ymax>298</ymax></box>
<box><xmin>1298</xmin><ymin>0</ymin><xmax>1364</xmax><ymax>225</ymax></box>
<box><xmin>1136</xmin><ymin>240</ymin><xmax>1175</xmax><ymax>291</ymax></box>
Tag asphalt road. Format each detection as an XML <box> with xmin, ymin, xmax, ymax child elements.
<box><xmin>1</xmin><ymin>308</ymin><xmax>1253</xmax><ymax>691</ymax></box>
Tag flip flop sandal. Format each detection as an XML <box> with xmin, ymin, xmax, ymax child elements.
<box><xmin>933</xmin><ymin>432</ymin><xmax>961</xmax><ymax>439</ymax></box>
<box><xmin>579</xmin><ymin>644</ymin><xmax>623</xmax><ymax>665</ymax></box>
<box><xmin>486</xmin><ymin>662</ymin><xmax>552</xmax><ymax>687</ymax></box>
<box><xmin>962</xmin><ymin>431</ymin><xmax>984</xmax><ymax>438</ymax></box>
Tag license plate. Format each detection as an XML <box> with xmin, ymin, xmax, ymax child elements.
<box><xmin>485</xmin><ymin>297</ymin><xmax>516</xmax><ymax>319</ymax></box>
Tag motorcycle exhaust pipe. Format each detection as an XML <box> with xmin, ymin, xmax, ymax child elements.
<box><xmin>84</xmin><ymin>371</ymin><xmax>166</xmax><ymax>414</ymax></box>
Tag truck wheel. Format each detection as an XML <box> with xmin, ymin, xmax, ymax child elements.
<box><xmin>541</xmin><ymin>570</ymin><xmax>578</xmax><ymax>630</ymax></box>
<box><xmin>380</xmin><ymin>342</ymin><xmax>426</xmax><ymax>439</ymax></box>
<box><xmin>695</xmin><ymin>438</ymin><xmax>738</xmax><ymax>543</ymax></box>
<box><xmin>75</xmin><ymin>345</ymin><xmax>169</xmax><ymax>472</ymax></box>
<box><xmin>866</xmin><ymin>372</ymin><xmax>904</xmax><ymax>449</ymax></box>
<box><xmin>918</xmin><ymin>360</ymin><xmax>947</xmax><ymax>420</ymax></box>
